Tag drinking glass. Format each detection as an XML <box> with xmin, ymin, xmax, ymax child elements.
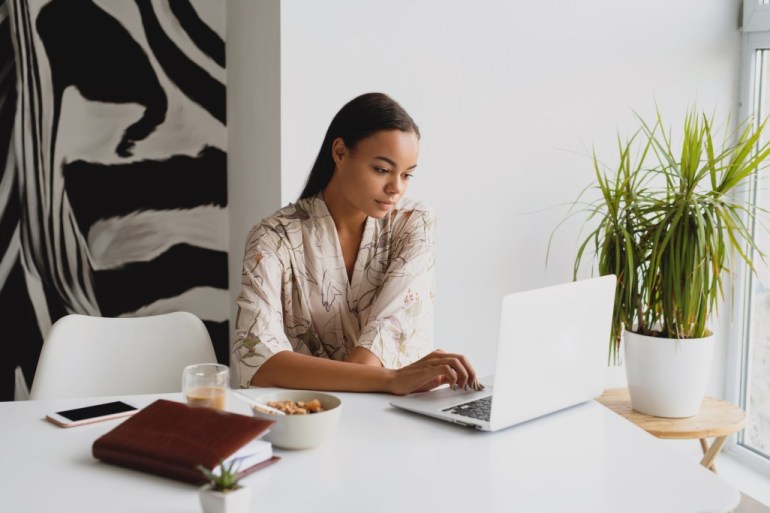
<box><xmin>182</xmin><ymin>363</ymin><xmax>229</xmax><ymax>410</ymax></box>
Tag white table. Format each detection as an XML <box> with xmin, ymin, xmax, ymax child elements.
<box><xmin>0</xmin><ymin>390</ymin><xmax>740</xmax><ymax>513</ymax></box>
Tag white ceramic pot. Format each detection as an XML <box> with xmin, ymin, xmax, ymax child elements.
<box><xmin>199</xmin><ymin>485</ymin><xmax>251</xmax><ymax>513</ymax></box>
<box><xmin>623</xmin><ymin>329</ymin><xmax>714</xmax><ymax>418</ymax></box>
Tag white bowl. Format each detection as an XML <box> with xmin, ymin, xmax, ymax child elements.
<box><xmin>251</xmin><ymin>390</ymin><xmax>342</xmax><ymax>450</ymax></box>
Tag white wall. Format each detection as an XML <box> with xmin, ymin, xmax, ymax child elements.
<box><xmin>227</xmin><ymin>0</ymin><xmax>282</xmax><ymax>331</ymax></box>
<box><xmin>230</xmin><ymin>0</ymin><xmax>742</xmax><ymax>387</ymax></box>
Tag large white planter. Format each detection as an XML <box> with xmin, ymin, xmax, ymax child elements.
<box><xmin>623</xmin><ymin>329</ymin><xmax>715</xmax><ymax>418</ymax></box>
<box><xmin>199</xmin><ymin>485</ymin><xmax>251</xmax><ymax>513</ymax></box>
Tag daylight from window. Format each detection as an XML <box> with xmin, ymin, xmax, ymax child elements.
<box><xmin>742</xmin><ymin>48</ymin><xmax>770</xmax><ymax>459</ymax></box>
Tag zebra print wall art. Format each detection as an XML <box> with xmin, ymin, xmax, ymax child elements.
<box><xmin>0</xmin><ymin>0</ymin><xmax>43</xmax><ymax>401</ymax></box>
<box><xmin>1</xmin><ymin>0</ymin><xmax>228</xmax><ymax>400</ymax></box>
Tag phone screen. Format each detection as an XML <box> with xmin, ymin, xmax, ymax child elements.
<box><xmin>56</xmin><ymin>401</ymin><xmax>137</xmax><ymax>421</ymax></box>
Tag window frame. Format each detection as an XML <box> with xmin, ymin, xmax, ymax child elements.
<box><xmin>725</xmin><ymin>3</ymin><xmax>770</xmax><ymax>475</ymax></box>
<box><xmin>744</xmin><ymin>1</ymin><xmax>770</xmax><ymax>33</ymax></box>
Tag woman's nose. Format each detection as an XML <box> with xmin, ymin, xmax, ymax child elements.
<box><xmin>385</xmin><ymin>175</ymin><xmax>403</xmax><ymax>195</ymax></box>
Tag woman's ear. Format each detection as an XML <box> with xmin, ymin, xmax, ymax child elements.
<box><xmin>331</xmin><ymin>137</ymin><xmax>347</xmax><ymax>166</ymax></box>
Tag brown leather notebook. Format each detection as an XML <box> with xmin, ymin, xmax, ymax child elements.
<box><xmin>92</xmin><ymin>399</ymin><xmax>278</xmax><ymax>484</ymax></box>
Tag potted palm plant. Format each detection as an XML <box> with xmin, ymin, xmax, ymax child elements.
<box><xmin>566</xmin><ymin>107</ymin><xmax>770</xmax><ymax>417</ymax></box>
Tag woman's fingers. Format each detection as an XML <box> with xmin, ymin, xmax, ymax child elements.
<box><xmin>422</xmin><ymin>350</ymin><xmax>481</xmax><ymax>391</ymax></box>
<box><xmin>389</xmin><ymin>363</ymin><xmax>450</xmax><ymax>395</ymax></box>
<box><xmin>411</xmin><ymin>375</ymin><xmax>446</xmax><ymax>393</ymax></box>
<box><xmin>391</xmin><ymin>349</ymin><xmax>483</xmax><ymax>395</ymax></box>
<box><xmin>425</xmin><ymin>357</ymin><xmax>467</xmax><ymax>389</ymax></box>
<box><xmin>412</xmin><ymin>364</ymin><xmax>456</xmax><ymax>392</ymax></box>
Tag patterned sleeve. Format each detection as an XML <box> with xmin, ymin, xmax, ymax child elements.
<box><xmin>356</xmin><ymin>206</ymin><xmax>436</xmax><ymax>368</ymax></box>
<box><xmin>231</xmin><ymin>224</ymin><xmax>294</xmax><ymax>388</ymax></box>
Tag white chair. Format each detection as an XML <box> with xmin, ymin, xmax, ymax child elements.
<box><xmin>29</xmin><ymin>311</ymin><xmax>218</xmax><ymax>400</ymax></box>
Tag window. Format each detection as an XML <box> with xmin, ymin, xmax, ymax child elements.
<box><xmin>733</xmin><ymin>1</ymin><xmax>770</xmax><ymax>471</ymax></box>
<box><xmin>745</xmin><ymin>2</ymin><xmax>770</xmax><ymax>32</ymax></box>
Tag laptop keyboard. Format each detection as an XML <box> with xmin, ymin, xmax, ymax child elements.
<box><xmin>443</xmin><ymin>396</ymin><xmax>492</xmax><ymax>422</ymax></box>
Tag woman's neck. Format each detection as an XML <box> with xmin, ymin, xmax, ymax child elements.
<box><xmin>321</xmin><ymin>181</ymin><xmax>367</xmax><ymax>237</ymax></box>
<box><xmin>321</xmin><ymin>181</ymin><xmax>366</xmax><ymax>282</ymax></box>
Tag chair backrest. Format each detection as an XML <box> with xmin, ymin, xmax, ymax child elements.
<box><xmin>29</xmin><ymin>312</ymin><xmax>218</xmax><ymax>400</ymax></box>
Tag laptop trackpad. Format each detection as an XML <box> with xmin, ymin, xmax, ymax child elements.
<box><xmin>400</xmin><ymin>384</ymin><xmax>493</xmax><ymax>410</ymax></box>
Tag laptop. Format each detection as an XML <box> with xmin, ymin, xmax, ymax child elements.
<box><xmin>390</xmin><ymin>275</ymin><xmax>616</xmax><ymax>431</ymax></box>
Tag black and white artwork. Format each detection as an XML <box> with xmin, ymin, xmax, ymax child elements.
<box><xmin>0</xmin><ymin>0</ymin><xmax>228</xmax><ymax>400</ymax></box>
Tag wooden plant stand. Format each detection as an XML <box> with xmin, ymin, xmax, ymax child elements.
<box><xmin>597</xmin><ymin>388</ymin><xmax>747</xmax><ymax>473</ymax></box>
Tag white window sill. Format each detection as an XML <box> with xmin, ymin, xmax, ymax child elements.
<box><xmin>659</xmin><ymin>439</ymin><xmax>770</xmax><ymax>509</ymax></box>
<box><xmin>719</xmin><ymin>450</ymin><xmax>770</xmax><ymax>509</ymax></box>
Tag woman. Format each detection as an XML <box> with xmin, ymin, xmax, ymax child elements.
<box><xmin>232</xmin><ymin>92</ymin><xmax>480</xmax><ymax>395</ymax></box>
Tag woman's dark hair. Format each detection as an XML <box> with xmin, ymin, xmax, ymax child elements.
<box><xmin>299</xmin><ymin>92</ymin><xmax>420</xmax><ymax>199</ymax></box>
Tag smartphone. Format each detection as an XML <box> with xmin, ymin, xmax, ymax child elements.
<box><xmin>45</xmin><ymin>400</ymin><xmax>139</xmax><ymax>428</ymax></box>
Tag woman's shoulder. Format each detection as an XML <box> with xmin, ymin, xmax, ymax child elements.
<box><xmin>245</xmin><ymin>197</ymin><xmax>321</xmax><ymax>245</ymax></box>
<box><xmin>254</xmin><ymin>197</ymin><xmax>325</xmax><ymax>232</ymax></box>
<box><xmin>262</xmin><ymin>197</ymin><xmax>321</xmax><ymax>225</ymax></box>
<box><xmin>391</xmin><ymin>198</ymin><xmax>436</xmax><ymax>225</ymax></box>
<box><xmin>386</xmin><ymin>198</ymin><xmax>436</xmax><ymax>240</ymax></box>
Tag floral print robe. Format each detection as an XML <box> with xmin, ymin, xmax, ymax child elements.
<box><xmin>232</xmin><ymin>195</ymin><xmax>435</xmax><ymax>388</ymax></box>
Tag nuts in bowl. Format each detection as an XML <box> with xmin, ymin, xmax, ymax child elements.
<box><xmin>257</xmin><ymin>398</ymin><xmax>324</xmax><ymax>415</ymax></box>
<box><xmin>251</xmin><ymin>390</ymin><xmax>342</xmax><ymax>450</ymax></box>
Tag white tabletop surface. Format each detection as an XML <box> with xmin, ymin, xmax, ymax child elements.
<box><xmin>0</xmin><ymin>390</ymin><xmax>740</xmax><ymax>513</ymax></box>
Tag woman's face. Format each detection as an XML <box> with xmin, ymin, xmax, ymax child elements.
<box><xmin>331</xmin><ymin>129</ymin><xmax>420</xmax><ymax>219</ymax></box>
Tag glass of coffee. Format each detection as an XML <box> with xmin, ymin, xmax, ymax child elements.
<box><xmin>182</xmin><ymin>363</ymin><xmax>229</xmax><ymax>410</ymax></box>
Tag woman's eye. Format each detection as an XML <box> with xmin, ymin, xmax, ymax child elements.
<box><xmin>374</xmin><ymin>167</ymin><xmax>389</xmax><ymax>175</ymax></box>
<box><xmin>403</xmin><ymin>173</ymin><xmax>414</xmax><ymax>180</ymax></box>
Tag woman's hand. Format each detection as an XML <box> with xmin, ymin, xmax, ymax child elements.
<box><xmin>251</xmin><ymin>348</ymin><xmax>481</xmax><ymax>396</ymax></box>
<box><xmin>388</xmin><ymin>349</ymin><xmax>482</xmax><ymax>396</ymax></box>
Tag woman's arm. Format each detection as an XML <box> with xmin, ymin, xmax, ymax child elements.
<box><xmin>345</xmin><ymin>346</ymin><xmax>383</xmax><ymax>366</ymax></box>
<box><xmin>355</xmin><ymin>205</ymin><xmax>438</xmax><ymax>366</ymax></box>
<box><xmin>232</xmin><ymin>225</ymin><xmax>297</xmax><ymax>388</ymax></box>
<box><xmin>251</xmin><ymin>348</ymin><xmax>481</xmax><ymax>395</ymax></box>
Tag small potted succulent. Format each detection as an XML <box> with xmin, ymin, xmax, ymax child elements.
<box><xmin>196</xmin><ymin>461</ymin><xmax>251</xmax><ymax>513</ymax></box>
